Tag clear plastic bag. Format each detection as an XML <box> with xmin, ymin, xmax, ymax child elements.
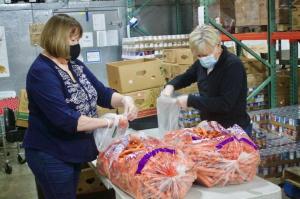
<box><xmin>97</xmin><ymin>134</ymin><xmax>196</xmax><ymax>199</ymax></box>
<box><xmin>164</xmin><ymin>121</ymin><xmax>260</xmax><ymax>187</ymax></box>
<box><xmin>157</xmin><ymin>95</ymin><xmax>180</xmax><ymax>137</ymax></box>
<box><xmin>93</xmin><ymin>113</ymin><xmax>128</xmax><ymax>152</ymax></box>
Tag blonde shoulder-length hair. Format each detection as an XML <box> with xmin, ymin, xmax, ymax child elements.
<box><xmin>189</xmin><ymin>25</ymin><xmax>220</xmax><ymax>57</ymax></box>
<box><xmin>40</xmin><ymin>14</ymin><xmax>83</xmax><ymax>59</ymax></box>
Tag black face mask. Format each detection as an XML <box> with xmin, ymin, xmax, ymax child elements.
<box><xmin>69</xmin><ymin>44</ymin><xmax>81</xmax><ymax>60</ymax></box>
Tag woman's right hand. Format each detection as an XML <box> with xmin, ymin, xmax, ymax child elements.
<box><xmin>161</xmin><ymin>85</ymin><xmax>174</xmax><ymax>97</ymax></box>
<box><xmin>104</xmin><ymin>115</ymin><xmax>128</xmax><ymax>129</ymax></box>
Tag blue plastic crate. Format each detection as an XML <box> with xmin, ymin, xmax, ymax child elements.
<box><xmin>284</xmin><ymin>181</ymin><xmax>300</xmax><ymax>199</ymax></box>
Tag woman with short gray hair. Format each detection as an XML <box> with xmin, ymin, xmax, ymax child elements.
<box><xmin>162</xmin><ymin>24</ymin><xmax>251</xmax><ymax>136</ymax></box>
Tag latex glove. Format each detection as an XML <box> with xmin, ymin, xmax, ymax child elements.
<box><xmin>176</xmin><ymin>95</ymin><xmax>188</xmax><ymax>110</ymax></box>
<box><xmin>102</xmin><ymin>114</ymin><xmax>129</xmax><ymax>129</ymax></box>
<box><xmin>121</xmin><ymin>96</ymin><xmax>138</xmax><ymax>121</ymax></box>
<box><xmin>161</xmin><ymin>85</ymin><xmax>174</xmax><ymax>97</ymax></box>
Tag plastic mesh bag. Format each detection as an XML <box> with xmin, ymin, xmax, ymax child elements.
<box><xmin>93</xmin><ymin>113</ymin><xmax>128</xmax><ymax>152</ymax></box>
<box><xmin>157</xmin><ymin>95</ymin><xmax>180</xmax><ymax>137</ymax></box>
<box><xmin>164</xmin><ymin>121</ymin><xmax>260</xmax><ymax>187</ymax></box>
<box><xmin>97</xmin><ymin>134</ymin><xmax>196</xmax><ymax>199</ymax></box>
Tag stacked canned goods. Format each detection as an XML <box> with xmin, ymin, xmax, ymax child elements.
<box><xmin>250</xmin><ymin>105</ymin><xmax>300</xmax><ymax>140</ymax></box>
<box><xmin>258</xmin><ymin>143</ymin><xmax>300</xmax><ymax>177</ymax></box>
<box><xmin>178</xmin><ymin>108</ymin><xmax>201</xmax><ymax>128</ymax></box>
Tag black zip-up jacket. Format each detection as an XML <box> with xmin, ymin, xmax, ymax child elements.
<box><xmin>168</xmin><ymin>46</ymin><xmax>250</xmax><ymax>129</ymax></box>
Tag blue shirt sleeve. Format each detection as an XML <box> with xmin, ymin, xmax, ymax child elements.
<box><xmin>27</xmin><ymin>64</ymin><xmax>81</xmax><ymax>135</ymax></box>
<box><xmin>78</xmin><ymin>61</ymin><xmax>115</xmax><ymax>109</ymax></box>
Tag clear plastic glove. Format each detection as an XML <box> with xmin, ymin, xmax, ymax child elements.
<box><xmin>121</xmin><ymin>96</ymin><xmax>138</xmax><ymax>121</ymax></box>
<box><xmin>94</xmin><ymin>113</ymin><xmax>129</xmax><ymax>152</ymax></box>
<box><xmin>161</xmin><ymin>85</ymin><xmax>174</xmax><ymax>97</ymax></box>
<box><xmin>104</xmin><ymin>114</ymin><xmax>129</xmax><ymax>129</ymax></box>
<box><xmin>176</xmin><ymin>95</ymin><xmax>188</xmax><ymax>110</ymax></box>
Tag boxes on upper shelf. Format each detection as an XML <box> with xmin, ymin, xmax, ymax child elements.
<box><xmin>106</xmin><ymin>59</ymin><xmax>165</xmax><ymax>93</ymax></box>
<box><xmin>207</xmin><ymin>0</ymin><xmax>236</xmax><ymax>33</ymax></box>
<box><xmin>117</xmin><ymin>87</ymin><xmax>162</xmax><ymax>119</ymax></box>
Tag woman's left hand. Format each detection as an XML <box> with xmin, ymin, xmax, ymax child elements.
<box><xmin>121</xmin><ymin>96</ymin><xmax>138</xmax><ymax>121</ymax></box>
<box><xmin>176</xmin><ymin>95</ymin><xmax>188</xmax><ymax>110</ymax></box>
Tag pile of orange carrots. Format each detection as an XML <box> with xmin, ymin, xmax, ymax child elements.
<box><xmin>164</xmin><ymin>121</ymin><xmax>260</xmax><ymax>187</ymax></box>
<box><xmin>97</xmin><ymin>134</ymin><xmax>196</xmax><ymax>199</ymax></box>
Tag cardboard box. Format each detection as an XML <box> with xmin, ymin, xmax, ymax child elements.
<box><xmin>247</xmin><ymin>73</ymin><xmax>267</xmax><ymax>88</ymax></box>
<box><xmin>242</xmin><ymin>58</ymin><xmax>267</xmax><ymax>75</ymax></box>
<box><xmin>160</xmin><ymin>63</ymin><xmax>190</xmax><ymax>82</ymax></box>
<box><xmin>277</xmin><ymin>74</ymin><xmax>290</xmax><ymax>91</ymax></box>
<box><xmin>235</xmin><ymin>0</ymin><xmax>264</xmax><ymax>26</ymax></box>
<box><xmin>162</xmin><ymin>48</ymin><xmax>195</xmax><ymax>65</ymax></box>
<box><xmin>96</xmin><ymin>106</ymin><xmax>117</xmax><ymax>116</ymax></box>
<box><xmin>16</xmin><ymin>89</ymin><xmax>29</xmax><ymax>128</ymax></box>
<box><xmin>106</xmin><ymin>59</ymin><xmax>165</xmax><ymax>93</ymax></box>
<box><xmin>171</xmin><ymin>64</ymin><xmax>190</xmax><ymax>77</ymax></box>
<box><xmin>160</xmin><ymin>63</ymin><xmax>173</xmax><ymax>82</ymax></box>
<box><xmin>292</xmin><ymin>6</ymin><xmax>300</xmax><ymax>30</ymax></box>
<box><xmin>235</xmin><ymin>0</ymin><xmax>282</xmax><ymax>26</ymax></box>
<box><xmin>77</xmin><ymin>168</ymin><xmax>106</xmax><ymax>195</ymax></box>
<box><xmin>277</xmin><ymin>94</ymin><xmax>290</xmax><ymax>107</ymax></box>
<box><xmin>177</xmin><ymin>83</ymin><xmax>199</xmax><ymax>95</ymax></box>
<box><xmin>208</xmin><ymin>0</ymin><xmax>235</xmax><ymax>33</ymax></box>
<box><xmin>117</xmin><ymin>87</ymin><xmax>162</xmax><ymax>119</ymax></box>
<box><xmin>277</xmin><ymin>6</ymin><xmax>300</xmax><ymax>30</ymax></box>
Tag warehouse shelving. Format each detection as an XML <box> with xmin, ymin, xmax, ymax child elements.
<box><xmin>200</xmin><ymin>0</ymin><xmax>300</xmax><ymax>108</ymax></box>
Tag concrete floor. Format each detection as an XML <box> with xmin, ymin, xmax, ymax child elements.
<box><xmin>0</xmin><ymin>144</ymin><xmax>293</xmax><ymax>199</ymax></box>
<box><xmin>0</xmin><ymin>145</ymin><xmax>37</xmax><ymax>199</ymax></box>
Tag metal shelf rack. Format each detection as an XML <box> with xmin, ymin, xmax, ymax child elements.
<box><xmin>200</xmin><ymin>0</ymin><xmax>300</xmax><ymax>108</ymax></box>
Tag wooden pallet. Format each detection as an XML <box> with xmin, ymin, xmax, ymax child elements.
<box><xmin>277</xmin><ymin>24</ymin><xmax>300</xmax><ymax>31</ymax></box>
<box><xmin>235</xmin><ymin>25</ymin><xmax>268</xmax><ymax>33</ymax></box>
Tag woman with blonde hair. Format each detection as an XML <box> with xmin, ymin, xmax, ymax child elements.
<box><xmin>24</xmin><ymin>14</ymin><xmax>137</xmax><ymax>199</ymax></box>
<box><xmin>162</xmin><ymin>25</ymin><xmax>251</xmax><ymax>135</ymax></box>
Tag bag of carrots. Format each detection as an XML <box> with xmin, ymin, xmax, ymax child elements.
<box><xmin>164</xmin><ymin>121</ymin><xmax>260</xmax><ymax>187</ymax></box>
<box><xmin>97</xmin><ymin>134</ymin><xmax>196</xmax><ymax>199</ymax></box>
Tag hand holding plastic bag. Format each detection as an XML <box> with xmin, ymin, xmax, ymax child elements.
<box><xmin>94</xmin><ymin>113</ymin><xmax>129</xmax><ymax>152</ymax></box>
<box><xmin>161</xmin><ymin>85</ymin><xmax>174</xmax><ymax>97</ymax></box>
<box><xmin>157</xmin><ymin>95</ymin><xmax>180</xmax><ymax>137</ymax></box>
<box><xmin>121</xmin><ymin>96</ymin><xmax>138</xmax><ymax>121</ymax></box>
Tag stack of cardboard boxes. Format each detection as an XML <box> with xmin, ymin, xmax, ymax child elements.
<box><xmin>243</xmin><ymin>57</ymin><xmax>269</xmax><ymax>111</ymax></box>
<box><xmin>277</xmin><ymin>0</ymin><xmax>300</xmax><ymax>31</ymax></box>
<box><xmin>277</xmin><ymin>70</ymin><xmax>290</xmax><ymax>107</ymax></box>
<box><xmin>160</xmin><ymin>48</ymin><xmax>198</xmax><ymax>95</ymax></box>
<box><xmin>245</xmin><ymin>57</ymin><xmax>292</xmax><ymax>110</ymax></box>
<box><xmin>235</xmin><ymin>0</ymin><xmax>300</xmax><ymax>32</ymax></box>
<box><xmin>207</xmin><ymin>0</ymin><xmax>236</xmax><ymax>33</ymax></box>
<box><xmin>106</xmin><ymin>58</ymin><xmax>165</xmax><ymax>119</ymax></box>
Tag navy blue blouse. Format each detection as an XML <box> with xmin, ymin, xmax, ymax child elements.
<box><xmin>23</xmin><ymin>54</ymin><xmax>115</xmax><ymax>163</ymax></box>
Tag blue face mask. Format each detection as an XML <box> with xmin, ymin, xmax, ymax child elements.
<box><xmin>199</xmin><ymin>54</ymin><xmax>217</xmax><ymax>69</ymax></box>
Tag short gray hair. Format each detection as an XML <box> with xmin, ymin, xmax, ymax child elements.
<box><xmin>189</xmin><ymin>25</ymin><xmax>220</xmax><ymax>56</ymax></box>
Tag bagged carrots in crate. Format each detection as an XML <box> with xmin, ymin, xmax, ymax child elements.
<box><xmin>164</xmin><ymin>121</ymin><xmax>260</xmax><ymax>187</ymax></box>
<box><xmin>97</xmin><ymin>134</ymin><xmax>196</xmax><ymax>199</ymax></box>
